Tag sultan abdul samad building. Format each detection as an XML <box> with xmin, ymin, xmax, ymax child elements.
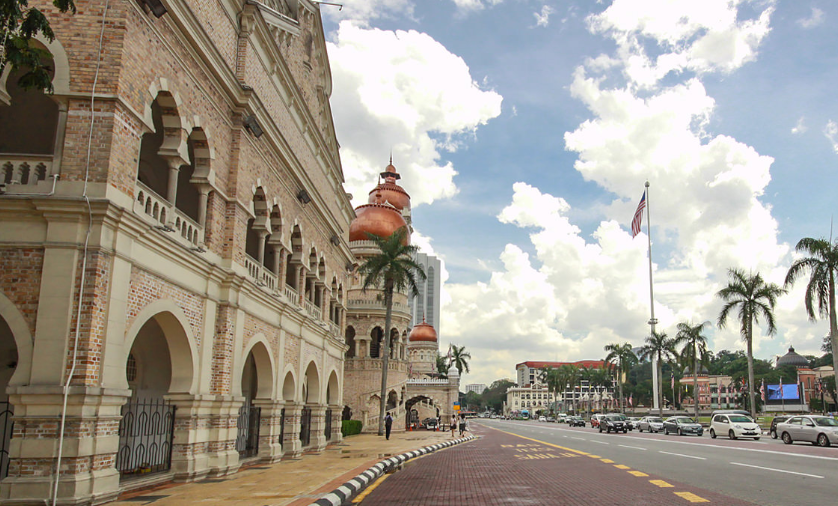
<box><xmin>0</xmin><ymin>1</ymin><xmax>456</xmax><ymax>505</ymax></box>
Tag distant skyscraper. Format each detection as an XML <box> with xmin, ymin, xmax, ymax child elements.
<box><xmin>409</xmin><ymin>252</ymin><xmax>442</xmax><ymax>339</ymax></box>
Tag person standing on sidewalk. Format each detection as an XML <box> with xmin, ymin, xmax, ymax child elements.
<box><xmin>459</xmin><ymin>414</ymin><xmax>467</xmax><ymax>437</ymax></box>
<box><xmin>384</xmin><ymin>412</ymin><xmax>393</xmax><ymax>440</ymax></box>
<box><xmin>450</xmin><ymin>414</ymin><xmax>457</xmax><ymax>438</ymax></box>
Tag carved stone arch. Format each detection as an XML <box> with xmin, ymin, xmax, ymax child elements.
<box><xmin>302</xmin><ymin>361</ymin><xmax>321</xmax><ymax>404</ymax></box>
<box><xmin>267</xmin><ymin>200</ymin><xmax>284</xmax><ymax>245</ymax></box>
<box><xmin>307</xmin><ymin>246</ymin><xmax>318</xmax><ymax>272</ymax></box>
<box><xmin>187</xmin><ymin>123</ymin><xmax>215</xmax><ymax>184</ymax></box>
<box><xmin>0</xmin><ymin>35</ymin><xmax>70</xmax><ymax>101</ymax></box>
<box><xmin>236</xmin><ymin>334</ymin><xmax>275</xmax><ymax>399</ymax></box>
<box><xmin>282</xmin><ymin>369</ymin><xmax>297</xmax><ymax>402</ymax></box>
<box><xmin>326</xmin><ymin>369</ymin><xmax>340</xmax><ymax>406</ymax></box>
<box><xmin>121</xmin><ymin>299</ymin><xmax>199</xmax><ymax>394</ymax></box>
<box><xmin>144</xmin><ymin>79</ymin><xmax>190</xmax><ymax>165</ymax></box>
<box><xmin>0</xmin><ymin>293</ymin><xmax>33</xmax><ymax>388</ymax></box>
<box><xmin>317</xmin><ymin>255</ymin><xmax>326</xmax><ymax>280</ymax></box>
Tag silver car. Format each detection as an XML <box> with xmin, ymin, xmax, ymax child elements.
<box><xmin>637</xmin><ymin>416</ymin><xmax>664</xmax><ymax>433</ymax></box>
<box><xmin>777</xmin><ymin>415</ymin><xmax>838</xmax><ymax>447</ymax></box>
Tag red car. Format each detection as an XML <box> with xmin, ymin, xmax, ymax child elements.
<box><xmin>590</xmin><ymin>414</ymin><xmax>606</xmax><ymax>428</ymax></box>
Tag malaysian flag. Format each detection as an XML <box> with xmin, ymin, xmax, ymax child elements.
<box><xmin>628</xmin><ymin>393</ymin><xmax>633</xmax><ymax>407</ymax></box>
<box><xmin>760</xmin><ymin>379</ymin><xmax>765</xmax><ymax>402</ymax></box>
<box><xmin>631</xmin><ymin>191</ymin><xmax>646</xmax><ymax>237</ymax></box>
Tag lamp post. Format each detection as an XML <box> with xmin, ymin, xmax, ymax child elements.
<box><xmin>818</xmin><ymin>378</ymin><xmax>825</xmax><ymax>415</ymax></box>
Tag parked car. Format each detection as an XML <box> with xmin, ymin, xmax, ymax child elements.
<box><xmin>776</xmin><ymin>415</ymin><xmax>838</xmax><ymax>447</ymax></box>
<box><xmin>538</xmin><ymin>416</ymin><xmax>547</xmax><ymax>422</ymax></box>
<box><xmin>710</xmin><ymin>413</ymin><xmax>761</xmax><ymax>440</ymax></box>
<box><xmin>567</xmin><ymin>416</ymin><xmax>586</xmax><ymax>427</ymax></box>
<box><xmin>770</xmin><ymin>415</ymin><xmax>791</xmax><ymax>439</ymax></box>
<box><xmin>637</xmin><ymin>416</ymin><xmax>664</xmax><ymax>433</ymax></box>
<box><xmin>599</xmin><ymin>414</ymin><xmax>629</xmax><ymax>433</ymax></box>
<box><xmin>625</xmin><ymin>417</ymin><xmax>641</xmax><ymax>430</ymax></box>
<box><xmin>662</xmin><ymin>416</ymin><xmax>704</xmax><ymax>436</ymax></box>
<box><xmin>546</xmin><ymin>416</ymin><xmax>556</xmax><ymax>422</ymax></box>
<box><xmin>590</xmin><ymin>414</ymin><xmax>606</xmax><ymax>428</ymax></box>
<box><xmin>422</xmin><ymin>417</ymin><xmax>439</xmax><ymax>429</ymax></box>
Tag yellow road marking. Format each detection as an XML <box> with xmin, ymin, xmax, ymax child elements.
<box><xmin>628</xmin><ymin>471</ymin><xmax>648</xmax><ymax>477</ymax></box>
<box><xmin>650</xmin><ymin>479</ymin><xmax>674</xmax><ymax>488</ymax></box>
<box><xmin>614</xmin><ymin>464</ymin><xmax>630</xmax><ymax>469</ymax></box>
<box><xmin>674</xmin><ymin>492</ymin><xmax>710</xmax><ymax>503</ymax></box>
<box><xmin>600</xmin><ymin>459</ymin><xmax>615</xmax><ymax>463</ymax></box>
<box><xmin>352</xmin><ymin>473</ymin><xmax>390</xmax><ymax>503</ymax></box>
<box><xmin>587</xmin><ymin>455</ymin><xmax>601</xmax><ymax>459</ymax></box>
<box><xmin>490</xmin><ymin>427</ymin><xmax>590</xmax><ymax>455</ymax></box>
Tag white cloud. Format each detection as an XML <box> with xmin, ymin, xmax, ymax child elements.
<box><xmin>797</xmin><ymin>7</ymin><xmax>824</xmax><ymax>29</ymax></box>
<box><xmin>322</xmin><ymin>0</ymin><xmax>415</xmax><ymax>26</ymax></box>
<box><xmin>327</xmin><ymin>22</ymin><xmax>503</xmax><ymax>207</ymax></box>
<box><xmin>791</xmin><ymin>116</ymin><xmax>807</xmax><ymax>135</ymax></box>
<box><xmin>825</xmin><ymin>120</ymin><xmax>838</xmax><ymax>154</ymax></box>
<box><xmin>534</xmin><ymin>5</ymin><xmax>555</xmax><ymax>27</ymax></box>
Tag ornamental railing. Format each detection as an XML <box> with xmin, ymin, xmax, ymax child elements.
<box><xmin>300</xmin><ymin>406</ymin><xmax>312</xmax><ymax>447</ymax></box>
<box><xmin>1</xmin><ymin>154</ymin><xmax>53</xmax><ymax>185</ymax></box>
<box><xmin>235</xmin><ymin>404</ymin><xmax>261</xmax><ymax>459</ymax></box>
<box><xmin>116</xmin><ymin>397</ymin><xmax>176</xmax><ymax>478</ymax></box>
<box><xmin>0</xmin><ymin>402</ymin><xmax>13</xmax><ymax>479</ymax></box>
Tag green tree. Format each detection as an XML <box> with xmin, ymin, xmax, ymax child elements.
<box><xmin>541</xmin><ymin>367</ymin><xmax>564</xmax><ymax>413</ymax></box>
<box><xmin>560</xmin><ymin>365</ymin><xmax>580</xmax><ymax>414</ymax></box>
<box><xmin>590</xmin><ymin>367</ymin><xmax>612</xmax><ymax>412</ymax></box>
<box><xmin>482</xmin><ymin>379</ymin><xmax>515</xmax><ymax>413</ymax></box>
<box><xmin>357</xmin><ymin>228</ymin><xmax>426</xmax><ymax>436</ymax></box>
<box><xmin>675</xmin><ymin>321</ymin><xmax>711</xmax><ymax>420</ymax></box>
<box><xmin>784</xmin><ymin>237</ymin><xmax>838</xmax><ymax>401</ymax></box>
<box><xmin>604</xmin><ymin>342</ymin><xmax>637</xmax><ymax>413</ymax></box>
<box><xmin>450</xmin><ymin>344</ymin><xmax>471</xmax><ymax>375</ymax></box>
<box><xmin>639</xmin><ymin>330</ymin><xmax>677</xmax><ymax>416</ymax></box>
<box><xmin>717</xmin><ymin>268</ymin><xmax>785</xmax><ymax>419</ymax></box>
<box><xmin>1</xmin><ymin>0</ymin><xmax>76</xmax><ymax>92</ymax></box>
<box><xmin>435</xmin><ymin>352</ymin><xmax>448</xmax><ymax>378</ymax></box>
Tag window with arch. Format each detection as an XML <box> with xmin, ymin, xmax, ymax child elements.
<box><xmin>245</xmin><ymin>187</ymin><xmax>270</xmax><ymax>265</ymax></box>
<box><xmin>370</xmin><ymin>327</ymin><xmax>383</xmax><ymax>358</ymax></box>
<box><xmin>344</xmin><ymin>326</ymin><xmax>356</xmax><ymax>358</ymax></box>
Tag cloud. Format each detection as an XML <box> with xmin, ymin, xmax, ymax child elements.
<box><xmin>797</xmin><ymin>7</ymin><xmax>824</xmax><ymax>29</ymax></box>
<box><xmin>791</xmin><ymin>116</ymin><xmax>807</xmax><ymax>135</ymax></box>
<box><xmin>322</xmin><ymin>0</ymin><xmax>415</xmax><ymax>26</ymax></box>
<box><xmin>825</xmin><ymin>120</ymin><xmax>838</xmax><ymax>154</ymax></box>
<box><xmin>534</xmin><ymin>5</ymin><xmax>555</xmax><ymax>27</ymax></box>
<box><xmin>327</xmin><ymin>22</ymin><xmax>503</xmax><ymax>207</ymax></box>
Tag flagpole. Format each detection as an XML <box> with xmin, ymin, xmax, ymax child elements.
<box><xmin>645</xmin><ymin>181</ymin><xmax>660</xmax><ymax>415</ymax></box>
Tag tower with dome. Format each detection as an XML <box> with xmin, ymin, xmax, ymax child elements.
<box><xmin>342</xmin><ymin>161</ymin><xmax>459</xmax><ymax>432</ymax></box>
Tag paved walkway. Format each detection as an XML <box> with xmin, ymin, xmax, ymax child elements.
<box><xmin>358</xmin><ymin>423</ymin><xmax>758</xmax><ymax>505</ymax></box>
<box><xmin>112</xmin><ymin>429</ymin><xmax>453</xmax><ymax>506</ymax></box>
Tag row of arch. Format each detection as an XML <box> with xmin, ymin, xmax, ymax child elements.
<box><xmin>344</xmin><ymin>325</ymin><xmax>410</xmax><ymax>360</ymax></box>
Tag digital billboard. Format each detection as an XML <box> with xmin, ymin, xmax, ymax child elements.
<box><xmin>766</xmin><ymin>384</ymin><xmax>800</xmax><ymax>401</ymax></box>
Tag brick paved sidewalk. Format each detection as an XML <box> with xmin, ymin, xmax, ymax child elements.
<box><xmin>111</xmin><ymin>429</ymin><xmax>454</xmax><ymax>506</ymax></box>
<box><xmin>359</xmin><ymin>424</ymin><xmax>758</xmax><ymax>505</ymax></box>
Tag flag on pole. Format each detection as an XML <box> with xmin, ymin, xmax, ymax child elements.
<box><xmin>778</xmin><ymin>376</ymin><xmax>782</xmax><ymax>398</ymax></box>
<box><xmin>671</xmin><ymin>372</ymin><xmax>674</xmax><ymax>393</ymax></box>
<box><xmin>628</xmin><ymin>393</ymin><xmax>633</xmax><ymax>407</ymax></box>
<box><xmin>631</xmin><ymin>191</ymin><xmax>646</xmax><ymax>237</ymax></box>
<box><xmin>760</xmin><ymin>379</ymin><xmax>765</xmax><ymax>402</ymax></box>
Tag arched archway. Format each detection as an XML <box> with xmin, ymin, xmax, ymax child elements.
<box><xmin>404</xmin><ymin>395</ymin><xmax>442</xmax><ymax>430</ymax></box>
<box><xmin>303</xmin><ymin>362</ymin><xmax>320</xmax><ymax>404</ymax></box>
<box><xmin>236</xmin><ymin>339</ymin><xmax>273</xmax><ymax>459</ymax></box>
<box><xmin>370</xmin><ymin>327</ymin><xmax>383</xmax><ymax>358</ymax></box>
<box><xmin>326</xmin><ymin>371</ymin><xmax>340</xmax><ymax>406</ymax></box>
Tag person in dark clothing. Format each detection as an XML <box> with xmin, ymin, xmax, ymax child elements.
<box><xmin>384</xmin><ymin>412</ymin><xmax>393</xmax><ymax>440</ymax></box>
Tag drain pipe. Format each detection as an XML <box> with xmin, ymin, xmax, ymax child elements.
<box><xmin>51</xmin><ymin>1</ymin><xmax>109</xmax><ymax>504</ymax></box>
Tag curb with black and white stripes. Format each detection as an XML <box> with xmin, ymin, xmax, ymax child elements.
<box><xmin>309</xmin><ymin>435</ymin><xmax>476</xmax><ymax>506</ymax></box>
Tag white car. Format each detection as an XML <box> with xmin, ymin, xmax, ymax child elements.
<box><xmin>710</xmin><ymin>413</ymin><xmax>761</xmax><ymax>440</ymax></box>
<box><xmin>538</xmin><ymin>416</ymin><xmax>547</xmax><ymax>422</ymax></box>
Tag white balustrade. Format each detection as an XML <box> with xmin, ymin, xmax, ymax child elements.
<box><xmin>244</xmin><ymin>254</ymin><xmax>278</xmax><ymax>291</ymax></box>
<box><xmin>0</xmin><ymin>155</ymin><xmax>53</xmax><ymax>185</ymax></box>
<box><xmin>134</xmin><ymin>181</ymin><xmax>205</xmax><ymax>248</ymax></box>
<box><xmin>303</xmin><ymin>299</ymin><xmax>322</xmax><ymax>320</ymax></box>
<box><xmin>284</xmin><ymin>285</ymin><xmax>299</xmax><ymax>304</ymax></box>
<box><xmin>407</xmin><ymin>378</ymin><xmax>449</xmax><ymax>385</ymax></box>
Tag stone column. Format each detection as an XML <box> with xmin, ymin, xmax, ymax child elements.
<box><xmin>166</xmin><ymin>162</ymin><xmax>180</xmax><ymax>205</ymax></box>
<box><xmin>166</xmin><ymin>393</ymin><xmax>239</xmax><ymax>480</ymax></box>
<box><xmin>252</xmin><ymin>399</ymin><xmax>283</xmax><ymax>463</ymax></box>
<box><xmin>256</xmin><ymin>230</ymin><xmax>269</xmax><ymax>265</ymax></box>
<box><xmin>281</xmin><ymin>403</ymin><xmax>302</xmax><ymax>459</ymax></box>
<box><xmin>309</xmin><ymin>404</ymin><xmax>327</xmax><ymax>452</ymax></box>
<box><xmin>277</xmin><ymin>249</ymin><xmax>288</xmax><ymax>283</ymax></box>
<box><xmin>329</xmin><ymin>405</ymin><xmax>343</xmax><ymax>444</ymax></box>
<box><xmin>197</xmin><ymin>185</ymin><xmax>211</xmax><ymax>245</ymax></box>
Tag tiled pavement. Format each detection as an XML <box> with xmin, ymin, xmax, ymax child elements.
<box><xmin>358</xmin><ymin>423</ymin><xmax>758</xmax><ymax>505</ymax></box>
<box><xmin>111</xmin><ymin>430</ymin><xmax>455</xmax><ymax>506</ymax></box>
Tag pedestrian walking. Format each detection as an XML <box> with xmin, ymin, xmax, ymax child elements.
<box><xmin>459</xmin><ymin>414</ymin><xmax>468</xmax><ymax>437</ymax></box>
<box><xmin>384</xmin><ymin>412</ymin><xmax>393</xmax><ymax>440</ymax></box>
<box><xmin>450</xmin><ymin>414</ymin><xmax>457</xmax><ymax>438</ymax></box>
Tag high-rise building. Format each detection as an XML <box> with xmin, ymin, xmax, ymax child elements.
<box><xmin>409</xmin><ymin>252</ymin><xmax>442</xmax><ymax>338</ymax></box>
<box><xmin>465</xmin><ymin>384</ymin><xmax>487</xmax><ymax>395</ymax></box>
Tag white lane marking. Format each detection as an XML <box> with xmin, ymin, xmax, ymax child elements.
<box><xmin>659</xmin><ymin>450</ymin><xmax>705</xmax><ymax>460</ymax></box>
<box><xmin>730</xmin><ymin>462</ymin><xmax>823</xmax><ymax>479</ymax></box>
<box><xmin>618</xmin><ymin>444</ymin><xmax>647</xmax><ymax>451</ymax></box>
<box><xmin>571</xmin><ymin>437</ymin><xmax>586</xmax><ymax>441</ymax></box>
<box><xmin>590</xmin><ymin>440</ymin><xmax>609</xmax><ymax>445</ymax></box>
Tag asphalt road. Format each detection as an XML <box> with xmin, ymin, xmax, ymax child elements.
<box><xmin>478</xmin><ymin>419</ymin><xmax>838</xmax><ymax>506</ymax></box>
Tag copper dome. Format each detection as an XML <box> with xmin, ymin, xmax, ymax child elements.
<box><xmin>349</xmin><ymin>202</ymin><xmax>409</xmax><ymax>243</ymax></box>
<box><xmin>368</xmin><ymin>182</ymin><xmax>411</xmax><ymax>211</ymax></box>
<box><xmin>777</xmin><ymin>346</ymin><xmax>808</xmax><ymax>368</ymax></box>
<box><xmin>409</xmin><ymin>321</ymin><xmax>437</xmax><ymax>342</ymax></box>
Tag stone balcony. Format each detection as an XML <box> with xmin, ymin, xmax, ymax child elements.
<box><xmin>134</xmin><ymin>181</ymin><xmax>202</xmax><ymax>248</ymax></box>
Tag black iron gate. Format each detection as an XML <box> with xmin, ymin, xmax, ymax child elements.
<box><xmin>236</xmin><ymin>404</ymin><xmax>261</xmax><ymax>458</ymax></box>
<box><xmin>300</xmin><ymin>406</ymin><xmax>311</xmax><ymax>447</ymax></box>
<box><xmin>116</xmin><ymin>398</ymin><xmax>176</xmax><ymax>478</ymax></box>
<box><xmin>324</xmin><ymin>409</ymin><xmax>332</xmax><ymax>441</ymax></box>
<box><xmin>0</xmin><ymin>402</ymin><xmax>13</xmax><ymax>478</ymax></box>
<box><xmin>279</xmin><ymin>408</ymin><xmax>285</xmax><ymax>448</ymax></box>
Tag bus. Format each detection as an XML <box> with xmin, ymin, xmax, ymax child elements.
<box><xmin>521</xmin><ymin>409</ymin><xmax>530</xmax><ymax>419</ymax></box>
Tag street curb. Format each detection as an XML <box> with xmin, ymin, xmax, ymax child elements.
<box><xmin>308</xmin><ymin>435</ymin><xmax>476</xmax><ymax>506</ymax></box>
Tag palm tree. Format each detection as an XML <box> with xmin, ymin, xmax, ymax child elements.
<box><xmin>675</xmin><ymin>321</ymin><xmax>711</xmax><ymax>420</ymax></box>
<box><xmin>435</xmin><ymin>352</ymin><xmax>448</xmax><ymax>378</ymax></box>
<box><xmin>358</xmin><ymin>227</ymin><xmax>426</xmax><ymax>436</ymax></box>
<box><xmin>540</xmin><ymin>367</ymin><xmax>562</xmax><ymax>413</ymax></box>
<box><xmin>590</xmin><ymin>367</ymin><xmax>612</xmax><ymax>412</ymax></box>
<box><xmin>560</xmin><ymin>365</ymin><xmax>579</xmax><ymax>414</ymax></box>
<box><xmin>784</xmin><ymin>237</ymin><xmax>838</xmax><ymax>398</ymax></box>
<box><xmin>578</xmin><ymin>366</ymin><xmax>596</xmax><ymax>416</ymax></box>
<box><xmin>555</xmin><ymin>365</ymin><xmax>573</xmax><ymax>413</ymax></box>
<box><xmin>604</xmin><ymin>342</ymin><xmax>637</xmax><ymax>413</ymax></box>
<box><xmin>717</xmin><ymin>268</ymin><xmax>785</xmax><ymax>420</ymax></box>
<box><xmin>450</xmin><ymin>344</ymin><xmax>471</xmax><ymax>375</ymax></box>
<box><xmin>639</xmin><ymin>330</ymin><xmax>677</xmax><ymax>416</ymax></box>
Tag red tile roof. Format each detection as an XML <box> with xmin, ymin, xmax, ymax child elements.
<box><xmin>517</xmin><ymin>360</ymin><xmax>607</xmax><ymax>369</ymax></box>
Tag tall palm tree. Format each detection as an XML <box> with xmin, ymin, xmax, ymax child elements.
<box><xmin>784</xmin><ymin>237</ymin><xmax>838</xmax><ymax>397</ymax></box>
<box><xmin>560</xmin><ymin>364</ymin><xmax>579</xmax><ymax>414</ymax></box>
<box><xmin>450</xmin><ymin>344</ymin><xmax>471</xmax><ymax>375</ymax></box>
<box><xmin>358</xmin><ymin>227</ymin><xmax>426</xmax><ymax>436</ymax></box>
<box><xmin>540</xmin><ymin>367</ymin><xmax>562</xmax><ymax>413</ymax></box>
<box><xmin>604</xmin><ymin>342</ymin><xmax>637</xmax><ymax>413</ymax></box>
<box><xmin>555</xmin><ymin>365</ymin><xmax>573</xmax><ymax>413</ymax></box>
<box><xmin>435</xmin><ymin>352</ymin><xmax>448</xmax><ymax>378</ymax></box>
<box><xmin>590</xmin><ymin>367</ymin><xmax>612</xmax><ymax>412</ymax></box>
<box><xmin>578</xmin><ymin>366</ymin><xmax>595</xmax><ymax>416</ymax></box>
<box><xmin>717</xmin><ymin>268</ymin><xmax>785</xmax><ymax>420</ymax></box>
<box><xmin>675</xmin><ymin>321</ymin><xmax>711</xmax><ymax>420</ymax></box>
<box><xmin>639</xmin><ymin>330</ymin><xmax>677</xmax><ymax>416</ymax></box>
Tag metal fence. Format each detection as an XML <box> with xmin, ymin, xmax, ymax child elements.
<box><xmin>0</xmin><ymin>402</ymin><xmax>13</xmax><ymax>478</ymax></box>
<box><xmin>279</xmin><ymin>408</ymin><xmax>285</xmax><ymax>449</ymax></box>
<box><xmin>300</xmin><ymin>406</ymin><xmax>311</xmax><ymax>447</ymax></box>
<box><xmin>236</xmin><ymin>404</ymin><xmax>261</xmax><ymax>458</ymax></box>
<box><xmin>116</xmin><ymin>398</ymin><xmax>176</xmax><ymax>478</ymax></box>
<box><xmin>325</xmin><ymin>409</ymin><xmax>332</xmax><ymax>441</ymax></box>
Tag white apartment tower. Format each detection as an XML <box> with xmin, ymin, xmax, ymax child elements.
<box><xmin>409</xmin><ymin>252</ymin><xmax>442</xmax><ymax>338</ymax></box>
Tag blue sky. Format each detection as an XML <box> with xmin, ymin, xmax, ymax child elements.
<box><xmin>321</xmin><ymin>0</ymin><xmax>837</xmax><ymax>386</ymax></box>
